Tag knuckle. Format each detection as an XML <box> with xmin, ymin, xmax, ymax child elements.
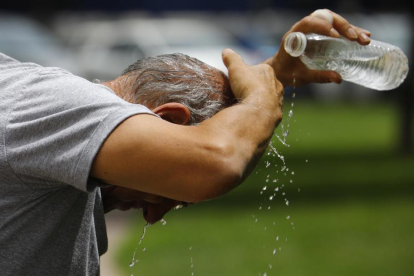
<box><xmin>302</xmin><ymin>16</ymin><xmax>315</xmax><ymax>25</ymax></box>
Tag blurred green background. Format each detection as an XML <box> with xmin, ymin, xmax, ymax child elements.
<box><xmin>116</xmin><ymin>94</ymin><xmax>414</xmax><ymax>276</ymax></box>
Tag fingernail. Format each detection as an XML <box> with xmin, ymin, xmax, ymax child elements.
<box><xmin>330</xmin><ymin>28</ymin><xmax>340</xmax><ymax>38</ymax></box>
<box><xmin>347</xmin><ymin>28</ymin><xmax>358</xmax><ymax>39</ymax></box>
<box><xmin>362</xmin><ymin>29</ymin><xmax>371</xmax><ymax>36</ymax></box>
<box><xmin>361</xmin><ymin>32</ymin><xmax>371</xmax><ymax>43</ymax></box>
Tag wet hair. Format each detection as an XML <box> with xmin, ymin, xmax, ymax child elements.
<box><xmin>121</xmin><ymin>53</ymin><xmax>234</xmax><ymax>125</ymax></box>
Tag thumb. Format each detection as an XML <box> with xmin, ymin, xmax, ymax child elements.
<box><xmin>308</xmin><ymin>70</ymin><xmax>342</xmax><ymax>84</ymax></box>
<box><xmin>222</xmin><ymin>48</ymin><xmax>246</xmax><ymax>70</ymax></box>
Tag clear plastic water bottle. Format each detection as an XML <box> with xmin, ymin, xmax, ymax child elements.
<box><xmin>284</xmin><ymin>32</ymin><xmax>409</xmax><ymax>90</ymax></box>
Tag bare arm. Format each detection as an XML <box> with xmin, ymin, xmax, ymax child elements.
<box><xmin>91</xmin><ymin>49</ymin><xmax>283</xmax><ymax>203</ymax></box>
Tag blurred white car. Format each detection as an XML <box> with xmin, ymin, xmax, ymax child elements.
<box><xmin>56</xmin><ymin>17</ymin><xmax>259</xmax><ymax>80</ymax></box>
<box><xmin>0</xmin><ymin>14</ymin><xmax>82</xmax><ymax>76</ymax></box>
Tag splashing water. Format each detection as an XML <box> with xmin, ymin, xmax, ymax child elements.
<box><xmin>189</xmin><ymin>247</ymin><xmax>194</xmax><ymax>276</ymax></box>
<box><xmin>268</xmin><ymin>141</ymin><xmax>286</xmax><ymax>165</ymax></box>
<box><xmin>255</xmin><ymin>78</ymin><xmax>301</xmax><ymax>275</ymax></box>
<box><xmin>130</xmin><ymin>223</ymin><xmax>151</xmax><ymax>270</ymax></box>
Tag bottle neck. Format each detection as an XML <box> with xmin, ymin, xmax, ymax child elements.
<box><xmin>284</xmin><ymin>32</ymin><xmax>307</xmax><ymax>57</ymax></box>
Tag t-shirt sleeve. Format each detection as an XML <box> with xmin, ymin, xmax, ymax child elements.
<box><xmin>5</xmin><ymin>69</ymin><xmax>159</xmax><ymax>192</ymax></box>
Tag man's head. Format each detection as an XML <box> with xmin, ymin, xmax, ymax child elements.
<box><xmin>101</xmin><ymin>54</ymin><xmax>235</xmax><ymax>223</ymax></box>
<box><xmin>105</xmin><ymin>53</ymin><xmax>235</xmax><ymax>125</ymax></box>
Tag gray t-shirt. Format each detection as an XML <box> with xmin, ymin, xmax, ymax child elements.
<box><xmin>0</xmin><ymin>53</ymin><xmax>156</xmax><ymax>275</ymax></box>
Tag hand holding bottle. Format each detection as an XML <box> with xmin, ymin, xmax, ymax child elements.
<box><xmin>265</xmin><ymin>9</ymin><xmax>372</xmax><ymax>88</ymax></box>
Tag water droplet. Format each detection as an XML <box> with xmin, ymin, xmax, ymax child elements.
<box><xmin>266</xmin><ymin>161</ymin><xmax>271</xmax><ymax>168</ymax></box>
<box><xmin>298</xmin><ymin>188</ymin><xmax>301</xmax><ymax>192</ymax></box>
<box><xmin>255</xmin><ymin>219</ymin><xmax>258</xmax><ymax>223</ymax></box>
<box><xmin>291</xmin><ymin>102</ymin><xmax>294</xmax><ymax>107</ymax></box>
<box><xmin>142</xmin><ymin>248</ymin><xmax>146</xmax><ymax>251</ymax></box>
<box><xmin>262</xmin><ymin>186</ymin><xmax>267</xmax><ymax>191</ymax></box>
<box><xmin>264</xmin><ymin>227</ymin><xmax>267</xmax><ymax>231</ymax></box>
<box><xmin>273</xmin><ymin>179</ymin><xmax>278</xmax><ymax>183</ymax></box>
<box><xmin>291</xmin><ymin>171</ymin><xmax>295</xmax><ymax>175</ymax></box>
<box><xmin>306</xmin><ymin>159</ymin><xmax>309</xmax><ymax>163</ymax></box>
<box><xmin>269</xmin><ymin>195</ymin><xmax>274</xmax><ymax>200</ymax></box>
<box><xmin>285</xmin><ymin>200</ymin><xmax>289</xmax><ymax>206</ymax></box>
<box><xmin>288</xmin><ymin>110</ymin><xmax>293</xmax><ymax>117</ymax></box>
<box><xmin>268</xmin><ymin>206</ymin><xmax>271</xmax><ymax>210</ymax></box>
<box><xmin>273</xmin><ymin>249</ymin><xmax>277</xmax><ymax>255</ymax></box>
<box><xmin>266</xmin><ymin>179</ymin><xmax>269</xmax><ymax>182</ymax></box>
<box><xmin>259</xmin><ymin>206</ymin><xmax>262</xmax><ymax>210</ymax></box>
<box><xmin>189</xmin><ymin>247</ymin><xmax>192</xmax><ymax>250</ymax></box>
<box><xmin>286</xmin><ymin>215</ymin><xmax>290</xmax><ymax>220</ymax></box>
<box><xmin>161</xmin><ymin>219</ymin><xmax>167</xmax><ymax>225</ymax></box>
<box><xmin>274</xmin><ymin>187</ymin><xmax>279</xmax><ymax>192</ymax></box>
<box><xmin>292</xmin><ymin>92</ymin><xmax>296</xmax><ymax>98</ymax></box>
<box><xmin>290</xmin><ymin>180</ymin><xmax>293</xmax><ymax>183</ymax></box>
<box><xmin>267</xmin><ymin>175</ymin><xmax>270</xmax><ymax>178</ymax></box>
<box><xmin>276</xmin><ymin>236</ymin><xmax>279</xmax><ymax>241</ymax></box>
<box><xmin>269</xmin><ymin>263</ymin><xmax>273</xmax><ymax>269</ymax></box>
<box><xmin>130</xmin><ymin>223</ymin><xmax>150</xmax><ymax>268</ymax></box>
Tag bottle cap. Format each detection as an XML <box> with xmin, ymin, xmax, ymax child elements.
<box><xmin>284</xmin><ymin>32</ymin><xmax>307</xmax><ymax>57</ymax></box>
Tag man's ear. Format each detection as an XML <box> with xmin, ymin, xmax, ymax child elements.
<box><xmin>152</xmin><ymin>103</ymin><xmax>191</xmax><ymax>125</ymax></box>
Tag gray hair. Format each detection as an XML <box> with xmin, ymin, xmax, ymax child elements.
<box><xmin>121</xmin><ymin>53</ymin><xmax>234</xmax><ymax>125</ymax></box>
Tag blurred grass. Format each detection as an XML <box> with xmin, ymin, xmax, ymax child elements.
<box><xmin>115</xmin><ymin>99</ymin><xmax>414</xmax><ymax>276</ymax></box>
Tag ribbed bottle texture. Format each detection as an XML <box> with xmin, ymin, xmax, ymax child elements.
<box><xmin>284</xmin><ymin>32</ymin><xmax>409</xmax><ymax>90</ymax></box>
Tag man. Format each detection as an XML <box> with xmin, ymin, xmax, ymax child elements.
<box><xmin>0</xmin><ymin>9</ymin><xmax>370</xmax><ymax>275</ymax></box>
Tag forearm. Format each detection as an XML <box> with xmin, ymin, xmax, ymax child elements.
<box><xmin>91</xmin><ymin>51</ymin><xmax>283</xmax><ymax>203</ymax></box>
<box><xmin>199</xmin><ymin>88</ymin><xmax>282</xmax><ymax>183</ymax></box>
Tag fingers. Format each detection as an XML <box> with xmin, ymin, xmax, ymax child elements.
<box><xmin>292</xmin><ymin>16</ymin><xmax>338</xmax><ymax>38</ymax></box>
<box><xmin>299</xmin><ymin>9</ymin><xmax>371</xmax><ymax>45</ymax></box>
<box><xmin>306</xmin><ymin>70</ymin><xmax>342</xmax><ymax>84</ymax></box>
<box><xmin>143</xmin><ymin>200</ymin><xmax>180</xmax><ymax>224</ymax></box>
<box><xmin>351</xmin><ymin>24</ymin><xmax>371</xmax><ymax>45</ymax></box>
<box><xmin>222</xmin><ymin>48</ymin><xmax>246</xmax><ymax>70</ymax></box>
<box><xmin>311</xmin><ymin>9</ymin><xmax>333</xmax><ymax>24</ymax></box>
<box><xmin>323</xmin><ymin>9</ymin><xmax>371</xmax><ymax>44</ymax></box>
